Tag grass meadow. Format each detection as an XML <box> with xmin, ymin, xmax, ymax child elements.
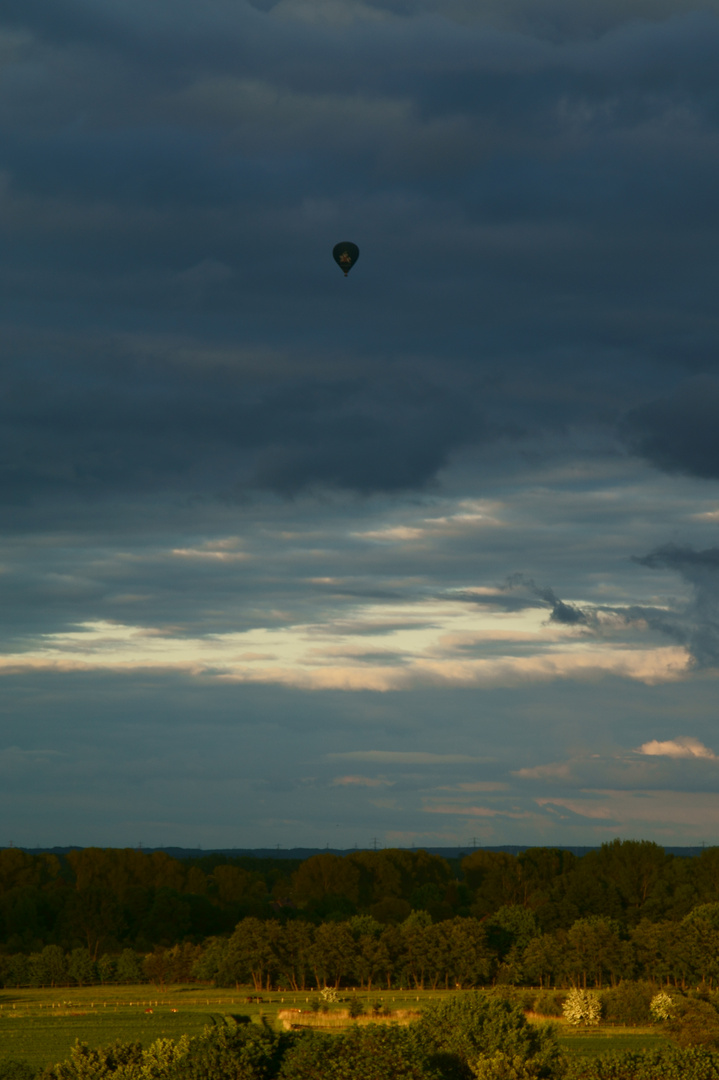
<box><xmin>0</xmin><ymin>986</ymin><xmax>670</xmax><ymax>1070</ymax></box>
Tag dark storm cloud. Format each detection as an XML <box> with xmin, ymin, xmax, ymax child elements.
<box><xmin>624</xmin><ymin>378</ymin><xmax>719</xmax><ymax>482</ymax></box>
<box><xmin>0</xmin><ymin>328</ymin><xmax>486</xmax><ymax>506</ymax></box>
<box><xmin>0</xmin><ymin>0</ymin><xmax>718</xmax><ymax>508</ymax></box>
<box><xmin>503</xmin><ymin>545</ymin><xmax>719</xmax><ymax>666</ymax></box>
<box><xmin>634</xmin><ymin>544</ymin><xmax>719</xmax><ymax>667</ymax></box>
<box><xmin>365</xmin><ymin>0</ymin><xmax>719</xmax><ymax>43</ymax></box>
<box><xmin>504</xmin><ymin>573</ymin><xmax>590</xmax><ymax>624</ymax></box>
<box><xmin>493</xmin><ymin>559</ymin><xmax>719</xmax><ymax>660</ymax></box>
<box><xmin>639</xmin><ymin>545</ymin><xmax>719</xmax><ymax>571</ymax></box>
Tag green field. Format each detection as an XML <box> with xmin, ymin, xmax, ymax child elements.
<box><xmin>557</xmin><ymin>1026</ymin><xmax>669</xmax><ymax>1057</ymax></box>
<box><xmin>0</xmin><ymin>987</ymin><xmax>672</xmax><ymax>1071</ymax></box>
<box><xmin>0</xmin><ymin>986</ymin><xmax>444</xmax><ymax>1069</ymax></box>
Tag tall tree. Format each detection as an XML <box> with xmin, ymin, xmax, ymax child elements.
<box><xmin>275</xmin><ymin>920</ymin><xmax>314</xmax><ymax>991</ymax></box>
<box><xmin>311</xmin><ymin>922</ymin><xmax>355</xmax><ymax>989</ymax></box>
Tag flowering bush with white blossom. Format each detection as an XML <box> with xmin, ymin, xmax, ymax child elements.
<box><xmin>650</xmin><ymin>990</ymin><xmax>676</xmax><ymax>1021</ymax></box>
<box><xmin>562</xmin><ymin>988</ymin><xmax>602</xmax><ymax>1026</ymax></box>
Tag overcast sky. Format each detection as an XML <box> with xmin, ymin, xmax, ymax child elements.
<box><xmin>3</xmin><ymin>0</ymin><xmax>719</xmax><ymax>850</ymax></box>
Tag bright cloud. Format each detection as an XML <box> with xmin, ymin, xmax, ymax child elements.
<box><xmin>637</xmin><ymin>737</ymin><xmax>718</xmax><ymax>760</ymax></box>
<box><xmin>0</xmin><ymin>594</ymin><xmax>690</xmax><ymax>691</ymax></box>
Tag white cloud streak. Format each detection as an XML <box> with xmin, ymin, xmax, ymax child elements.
<box><xmin>326</xmin><ymin>751</ymin><xmax>488</xmax><ymax>764</ymax></box>
<box><xmin>0</xmin><ymin>581</ymin><xmax>691</xmax><ymax>692</ymax></box>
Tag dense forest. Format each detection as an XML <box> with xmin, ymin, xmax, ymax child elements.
<box><xmin>3</xmin><ymin>841</ymin><xmax>719</xmax><ymax>989</ymax></box>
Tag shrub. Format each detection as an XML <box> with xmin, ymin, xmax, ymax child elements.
<box><xmin>0</xmin><ymin>1062</ymin><xmax>36</xmax><ymax>1080</ymax></box>
<box><xmin>531</xmin><ymin>991</ymin><xmax>564</xmax><ymax>1018</ymax></box>
<box><xmin>348</xmin><ymin>997</ymin><xmax>365</xmax><ymax>1017</ymax></box>
<box><xmin>487</xmin><ymin>987</ymin><xmax>523</xmax><ymax>1005</ymax></box>
<box><xmin>563</xmin><ymin>1045</ymin><xmax>719</xmax><ymax>1080</ymax></box>
<box><xmin>513</xmin><ymin>990</ymin><xmax>539</xmax><ymax>1012</ymax></box>
<box><xmin>472</xmin><ymin>1052</ymin><xmax>557</xmax><ymax>1080</ymax></box>
<box><xmin>600</xmin><ymin>982</ymin><xmax>654</xmax><ymax>1025</ymax></box>
<box><xmin>276</xmin><ymin>1033</ymin><xmax>336</xmax><ymax>1080</ymax></box>
<box><xmin>666</xmin><ymin>997</ymin><xmax>719</xmax><ymax>1048</ymax></box>
<box><xmin>278</xmin><ymin>1026</ymin><xmax>436</xmax><ymax>1080</ymax></box>
<box><xmin>140</xmin><ymin>1036</ymin><xmax>191</xmax><ymax>1080</ymax></box>
<box><xmin>417</xmin><ymin>991</ymin><xmax>561</xmax><ymax>1080</ymax></box>
<box><xmin>38</xmin><ymin>1039</ymin><xmax>143</xmax><ymax>1080</ymax></box>
<box><xmin>39</xmin><ymin>1026</ymin><xmax>280</xmax><ymax>1080</ymax></box>
<box><xmin>170</xmin><ymin>1025</ymin><xmax>283</xmax><ymax>1080</ymax></box>
<box><xmin>562</xmin><ymin>989</ymin><xmax>601</xmax><ymax>1026</ymax></box>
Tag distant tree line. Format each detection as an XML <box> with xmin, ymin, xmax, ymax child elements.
<box><xmin>0</xmin><ymin>847</ymin><xmax>295</xmax><ymax>955</ymax></box>
<box><xmin>7</xmin><ymin>901</ymin><xmax>719</xmax><ymax>992</ymax></box>
<box><xmin>4</xmin><ymin>840</ymin><xmax>719</xmax><ymax>990</ymax></box>
<box><xmin>196</xmin><ymin>904</ymin><xmax>719</xmax><ymax>992</ymax></box>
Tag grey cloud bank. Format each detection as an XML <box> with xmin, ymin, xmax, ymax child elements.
<box><xmin>2</xmin><ymin>0</ymin><xmax>719</xmax><ymax>847</ymax></box>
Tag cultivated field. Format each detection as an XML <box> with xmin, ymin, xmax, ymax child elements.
<box><xmin>557</xmin><ymin>1026</ymin><xmax>668</xmax><ymax>1058</ymax></box>
<box><xmin>0</xmin><ymin>986</ymin><xmax>670</xmax><ymax>1071</ymax></box>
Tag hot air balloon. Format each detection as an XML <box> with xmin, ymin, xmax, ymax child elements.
<box><xmin>332</xmin><ymin>241</ymin><xmax>359</xmax><ymax>277</ymax></box>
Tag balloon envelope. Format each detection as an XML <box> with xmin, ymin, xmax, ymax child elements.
<box><xmin>333</xmin><ymin>241</ymin><xmax>359</xmax><ymax>276</ymax></box>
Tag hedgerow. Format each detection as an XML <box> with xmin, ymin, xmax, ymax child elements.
<box><xmin>564</xmin><ymin>1046</ymin><xmax>719</xmax><ymax>1080</ymax></box>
